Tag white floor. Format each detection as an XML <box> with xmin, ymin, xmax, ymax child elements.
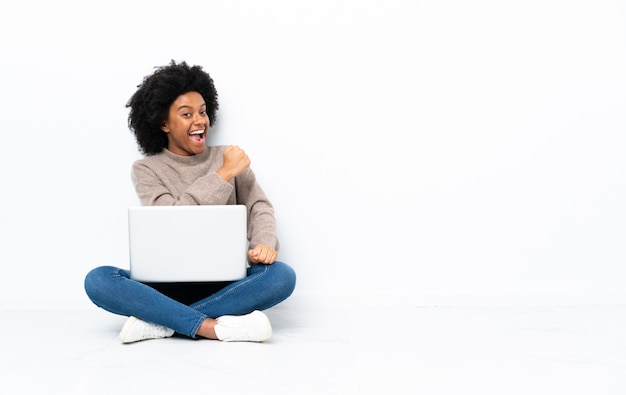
<box><xmin>2</xmin><ymin>298</ymin><xmax>626</xmax><ymax>395</ymax></box>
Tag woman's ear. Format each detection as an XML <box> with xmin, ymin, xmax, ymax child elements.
<box><xmin>161</xmin><ymin>121</ymin><xmax>170</xmax><ymax>133</ymax></box>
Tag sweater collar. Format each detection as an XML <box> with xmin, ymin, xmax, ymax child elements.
<box><xmin>161</xmin><ymin>147</ymin><xmax>211</xmax><ymax>165</ymax></box>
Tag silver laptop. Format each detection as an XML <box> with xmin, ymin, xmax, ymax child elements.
<box><xmin>128</xmin><ymin>205</ymin><xmax>248</xmax><ymax>282</ymax></box>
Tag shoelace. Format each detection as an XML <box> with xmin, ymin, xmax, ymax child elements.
<box><xmin>140</xmin><ymin>322</ymin><xmax>171</xmax><ymax>339</ymax></box>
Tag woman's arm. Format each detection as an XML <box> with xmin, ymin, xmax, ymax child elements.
<box><xmin>132</xmin><ymin>162</ymin><xmax>234</xmax><ymax>206</ymax></box>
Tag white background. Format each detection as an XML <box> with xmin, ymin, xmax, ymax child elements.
<box><xmin>1</xmin><ymin>0</ymin><xmax>625</xmax><ymax>308</ymax></box>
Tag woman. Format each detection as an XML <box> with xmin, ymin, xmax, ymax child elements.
<box><xmin>84</xmin><ymin>60</ymin><xmax>296</xmax><ymax>343</ymax></box>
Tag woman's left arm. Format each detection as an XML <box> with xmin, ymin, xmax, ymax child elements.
<box><xmin>235</xmin><ymin>168</ymin><xmax>280</xmax><ymax>255</ymax></box>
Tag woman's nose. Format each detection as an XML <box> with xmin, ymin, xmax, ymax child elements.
<box><xmin>193</xmin><ymin>113</ymin><xmax>206</xmax><ymax>124</ymax></box>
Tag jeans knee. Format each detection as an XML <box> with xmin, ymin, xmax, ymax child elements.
<box><xmin>84</xmin><ymin>266</ymin><xmax>119</xmax><ymax>302</ymax></box>
<box><xmin>272</xmin><ymin>261</ymin><xmax>296</xmax><ymax>298</ymax></box>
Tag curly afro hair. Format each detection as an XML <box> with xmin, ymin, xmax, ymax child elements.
<box><xmin>126</xmin><ymin>60</ymin><xmax>219</xmax><ymax>155</ymax></box>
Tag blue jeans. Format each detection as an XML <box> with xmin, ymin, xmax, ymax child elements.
<box><xmin>84</xmin><ymin>262</ymin><xmax>296</xmax><ymax>338</ymax></box>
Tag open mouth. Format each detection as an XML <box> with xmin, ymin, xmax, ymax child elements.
<box><xmin>189</xmin><ymin>129</ymin><xmax>205</xmax><ymax>143</ymax></box>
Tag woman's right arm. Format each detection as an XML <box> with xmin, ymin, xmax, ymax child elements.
<box><xmin>131</xmin><ymin>162</ymin><xmax>234</xmax><ymax>206</ymax></box>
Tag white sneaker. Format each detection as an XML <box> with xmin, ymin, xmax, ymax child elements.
<box><xmin>119</xmin><ymin>316</ymin><xmax>175</xmax><ymax>344</ymax></box>
<box><xmin>214</xmin><ymin>310</ymin><xmax>272</xmax><ymax>342</ymax></box>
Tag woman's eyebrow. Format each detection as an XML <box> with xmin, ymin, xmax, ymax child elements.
<box><xmin>177</xmin><ymin>103</ymin><xmax>206</xmax><ymax>111</ymax></box>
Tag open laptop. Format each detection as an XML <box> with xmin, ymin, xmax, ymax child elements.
<box><xmin>128</xmin><ymin>205</ymin><xmax>248</xmax><ymax>282</ymax></box>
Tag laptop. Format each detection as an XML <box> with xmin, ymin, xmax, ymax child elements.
<box><xmin>128</xmin><ymin>205</ymin><xmax>248</xmax><ymax>282</ymax></box>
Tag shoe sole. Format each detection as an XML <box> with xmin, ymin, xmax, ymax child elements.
<box><xmin>118</xmin><ymin>316</ymin><xmax>139</xmax><ymax>343</ymax></box>
<box><xmin>255</xmin><ymin>311</ymin><xmax>273</xmax><ymax>342</ymax></box>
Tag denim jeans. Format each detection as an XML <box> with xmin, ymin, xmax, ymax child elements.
<box><xmin>84</xmin><ymin>261</ymin><xmax>296</xmax><ymax>338</ymax></box>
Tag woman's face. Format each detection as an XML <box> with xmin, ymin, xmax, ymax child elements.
<box><xmin>161</xmin><ymin>91</ymin><xmax>210</xmax><ymax>156</ymax></box>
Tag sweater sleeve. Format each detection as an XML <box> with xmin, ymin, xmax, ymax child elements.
<box><xmin>235</xmin><ymin>168</ymin><xmax>280</xmax><ymax>252</ymax></box>
<box><xmin>131</xmin><ymin>161</ymin><xmax>234</xmax><ymax>206</ymax></box>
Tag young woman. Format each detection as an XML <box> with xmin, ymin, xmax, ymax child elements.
<box><xmin>84</xmin><ymin>61</ymin><xmax>296</xmax><ymax>343</ymax></box>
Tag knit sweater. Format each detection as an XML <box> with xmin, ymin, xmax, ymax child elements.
<box><xmin>131</xmin><ymin>145</ymin><xmax>279</xmax><ymax>251</ymax></box>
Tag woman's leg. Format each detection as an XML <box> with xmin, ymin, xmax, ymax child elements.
<box><xmin>189</xmin><ymin>261</ymin><xmax>296</xmax><ymax>318</ymax></box>
<box><xmin>84</xmin><ymin>262</ymin><xmax>295</xmax><ymax>340</ymax></box>
<box><xmin>84</xmin><ymin>266</ymin><xmax>207</xmax><ymax>338</ymax></box>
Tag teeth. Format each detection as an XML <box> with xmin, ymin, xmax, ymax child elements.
<box><xmin>189</xmin><ymin>130</ymin><xmax>204</xmax><ymax>135</ymax></box>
